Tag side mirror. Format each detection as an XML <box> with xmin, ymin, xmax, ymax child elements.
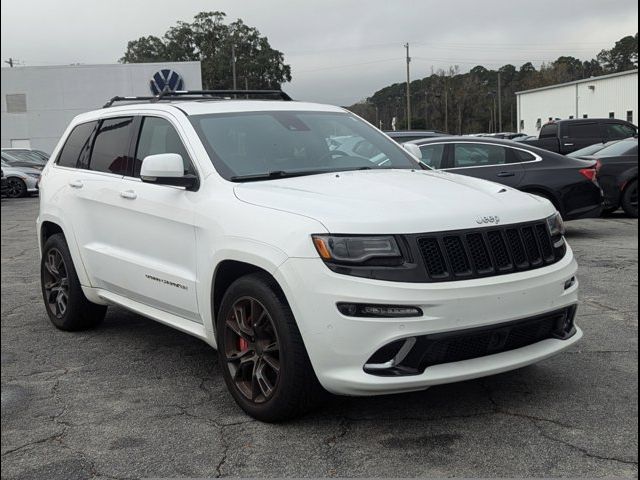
<box><xmin>402</xmin><ymin>143</ymin><xmax>423</xmax><ymax>160</ymax></box>
<box><xmin>140</xmin><ymin>153</ymin><xmax>198</xmax><ymax>190</ymax></box>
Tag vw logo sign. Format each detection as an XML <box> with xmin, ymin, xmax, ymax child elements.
<box><xmin>150</xmin><ymin>69</ymin><xmax>184</xmax><ymax>95</ymax></box>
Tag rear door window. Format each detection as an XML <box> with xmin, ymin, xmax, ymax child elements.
<box><xmin>511</xmin><ymin>149</ymin><xmax>537</xmax><ymax>162</ymax></box>
<box><xmin>134</xmin><ymin>117</ymin><xmax>196</xmax><ymax>177</ymax></box>
<box><xmin>418</xmin><ymin>144</ymin><xmax>445</xmax><ymax>168</ymax></box>
<box><xmin>452</xmin><ymin>144</ymin><xmax>508</xmax><ymax>168</ymax></box>
<box><xmin>88</xmin><ymin>117</ymin><xmax>134</xmax><ymax>175</ymax></box>
<box><xmin>56</xmin><ymin>121</ymin><xmax>98</xmax><ymax>168</ymax></box>
<box><xmin>564</xmin><ymin>122</ymin><xmax>602</xmax><ymax>139</ymax></box>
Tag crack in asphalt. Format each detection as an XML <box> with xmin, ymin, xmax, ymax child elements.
<box><xmin>482</xmin><ymin>380</ymin><xmax>638</xmax><ymax>467</ymax></box>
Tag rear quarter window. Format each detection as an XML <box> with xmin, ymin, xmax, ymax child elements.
<box><xmin>56</xmin><ymin>121</ymin><xmax>98</xmax><ymax>168</ymax></box>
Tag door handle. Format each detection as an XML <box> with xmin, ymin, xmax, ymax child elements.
<box><xmin>497</xmin><ymin>172</ymin><xmax>516</xmax><ymax>178</ymax></box>
<box><xmin>564</xmin><ymin>143</ymin><xmax>574</xmax><ymax>146</ymax></box>
<box><xmin>68</xmin><ymin>180</ymin><xmax>83</xmax><ymax>189</ymax></box>
<box><xmin>120</xmin><ymin>190</ymin><xmax>137</xmax><ymax>200</ymax></box>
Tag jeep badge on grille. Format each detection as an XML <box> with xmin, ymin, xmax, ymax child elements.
<box><xmin>476</xmin><ymin>216</ymin><xmax>500</xmax><ymax>225</ymax></box>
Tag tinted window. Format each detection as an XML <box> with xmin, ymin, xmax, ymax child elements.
<box><xmin>134</xmin><ymin>117</ymin><xmax>195</xmax><ymax>177</ymax></box>
<box><xmin>539</xmin><ymin>124</ymin><xmax>558</xmax><ymax>139</ymax></box>
<box><xmin>57</xmin><ymin>122</ymin><xmax>97</xmax><ymax>168</ymax></box>
<box><xmin>565</xmin><ymin>123</ymin><xmax>601</xmax><ymax>139</ymax></box>
<box><xmin>453</xmin><ymin>144</ymin><xmax>507</xmax><ymax>168</ymax></box>
<box><xmin>89</xmin><ymin>117</ymin><xmax>134</xmax><ymax>174</ymax></box>
<box><xmin>605</xmin><ymin>123</ymin><xmax>637</xmax><ymax>140</ymax></box>
<box><xmin>512</xmin><ymin>149</ymin><xmax>536</xmax><ymax>162</ymax></box>
<box><xmin>419</xmin><ymin>144</ymin><xmax>445</xmax><ymax>168</ymax></box>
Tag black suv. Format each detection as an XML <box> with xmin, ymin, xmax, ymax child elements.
<box><xmin>522</xmin><ymin>118</ymin><xmax>637</xmax><ymax>154</ymax></box>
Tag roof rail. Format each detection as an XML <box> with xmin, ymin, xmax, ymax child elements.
<box><xmin>103</xmin><ymin>89</ymin><xmax>293</xmax><ymax>108</ymax></box>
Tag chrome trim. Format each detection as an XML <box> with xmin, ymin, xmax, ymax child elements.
<box><xmin>364</xmin><ymin>337</ymin><xmax>417</xmax><ymax>371</ymax></box>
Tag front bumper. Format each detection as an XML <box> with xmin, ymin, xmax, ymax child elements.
<box><xmin>275</xmin><ymin>245</ymin><xmax>580</xmax><ymax>396</ymax></box>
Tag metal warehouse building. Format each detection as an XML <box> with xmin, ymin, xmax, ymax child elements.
<box><xmin>1</xmin><ymin>62</ymin><xmax>202</xmax><ymax>154</ymax></box>
<box><xmin>516</xmin><ymin>69</ymin><xmax>638</xmax><ymax>136</ymax></box>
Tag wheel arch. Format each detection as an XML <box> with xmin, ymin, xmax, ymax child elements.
<box><xmin>37</xmin><ymin>215</ymin><xmax>91</xmax><ymax>287</ymax></box>
<box><xmin>209</xmin><ymin>257</ymin><xmax>290</xmax><ymax>342</ymax></box>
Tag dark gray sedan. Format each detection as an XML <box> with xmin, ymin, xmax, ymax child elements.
<box><xmin>406</xmin><ymin>137</ymin><xmax>603</xmax><ymax>221</ymax></box>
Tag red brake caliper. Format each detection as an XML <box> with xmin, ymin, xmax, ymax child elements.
<box><xmin>238</xmin><ymin>337</ymin><xmax>249</xmax><ymax>352</ymax></box>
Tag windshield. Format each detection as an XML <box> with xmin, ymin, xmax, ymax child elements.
<box><xmin>567</xmin><ymin>142</ymin><xmax>607</xmax><ymax>157</ymax></box>
<box><xmin>594</xmin><ymin>139</ymin><xmax>638</xmax><ymax>157</ymax></box>
<box><xmin>190</xmin><ymin>111</ymin><xmax>418</xmax><ymax>181</ymax></box>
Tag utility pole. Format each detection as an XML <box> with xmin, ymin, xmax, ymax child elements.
<box><xmin>497</xmin><ymin>71</ymin><xmax>502</xmax><ymax>132</ymax></box>
<box><xmin>231</xmin><ymin>45</ymin><xmax>237</xmax><ymax>90</ymax></box>
<box><xmin>404</xmin><ymin>43</ymin><xmax>411</xmax><ymax>130</ymax></box>
<box><xmin>5</xmin><ymin>58</ymin><xmax>14</xmax><ymax>68</ymax></box>
<box><xmin>444</xmin><ymin>78</ymin><xmax>449</xmax><ymax>133</ymax></box>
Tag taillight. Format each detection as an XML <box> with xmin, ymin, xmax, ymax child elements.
<box><xmin>579</xmin><ymin>164</ymin><xmax>598</xmax><ymax>182</ymax></box>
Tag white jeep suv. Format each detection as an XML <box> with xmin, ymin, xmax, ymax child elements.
<box><xmin>37</xmin><ymin>91</ymin><xmax>581</xmax><ymax>421</ymax></box>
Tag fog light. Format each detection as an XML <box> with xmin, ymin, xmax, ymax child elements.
<box><xmin>337</xmin><ymin>303</ymin><xmax>423</xmax><ymax>318</ymax></box>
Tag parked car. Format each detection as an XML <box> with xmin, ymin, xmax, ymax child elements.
<box><xmin>567</xmin><ymin>141</ymin><xmax>617</xmax><ymax>159</ymax></box>
<box><xmin>513</xmin><ymin>135</ymin><xmax>538</xmax><ymax>142</ymax></box>
<box><xmin>589</xmin><ymin>138</ymin><xmax>638</xmax><ymax>217</ymax></box>
<box><xmin>1</xmin><ymin>169</ymin><xmax>7</xmax><ymax>197</ymax></box>
<box><xmin>1</xmin><ymin>151</ymin><xmax>46</xmax><ymax>170</ymax></box>
<box><xmin>477</xmin><ymin>132</ymin><xmax>528</xmax><ymax>140</ymax></box>
<box><xmin>520</xmin><ymin>118</ymin><xmax>637</xmax><ymax>154</ymax></box>
<box><xmin>405</xmin><ymin>136</ymin><xmax>603</xmax><ymax>220</ymax></box>
<box><xmin>2</xmin><ymin>148</ymin><xmax>50</xmax><ymax>162</ymax></box>
<box><xmin>38</xmin><ymin>90</ymin><xmax>581</xmax><ymax>422</ymax></box>
<box><xmin>0</xmin><ymin>160</ymin><xmax>40</xmax><ymax>197</ymax></box>
<box><xmin>384</xmin><ymin>130</ymin><xmax>448</xmax><ymax>143</ymax></box>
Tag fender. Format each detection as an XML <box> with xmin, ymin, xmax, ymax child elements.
<box><xmin>37</xmin><ymin>212</ymin><xmax>92</xmax><ymax>288</ymax></box>
<box><xmin>197</xmin><ymin>236</ymin><xmax>290</xmax><ymax>346</ymax></box>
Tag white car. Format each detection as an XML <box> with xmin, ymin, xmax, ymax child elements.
<box><xmin>37</xmin><ymin>91</ymin><xmax>581</xmax><ymax>421</ymax></box>
<box><xmin>1</xmin><ymin>160</ymin><xmax>40</xmax><ymax>197</ymax></box>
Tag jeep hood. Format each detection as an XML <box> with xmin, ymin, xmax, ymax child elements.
<box><xmin>233</xmin><ymin>169</ymin><xmax>555</xmax><ymax>234</ymax></box>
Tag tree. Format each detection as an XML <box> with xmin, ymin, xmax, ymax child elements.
<box><xmin>120</xmin><ymin>11</ymin><xmax>291</xmax><ymax>89</ymax></box>
<box><xmin>597</xmin><ymin>33</ymin><xmax>638</xmax><ymax>73</ymax></box>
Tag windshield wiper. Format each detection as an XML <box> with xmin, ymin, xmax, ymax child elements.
<box><xmin>229</xmin><ymin>169</ymin><xmax>337</xmax><ymax>182</ymax></box>
<box><xmin>230</xmin><ymin>166</ymin><xmax>386</xmax><ymax>182</ymax></box>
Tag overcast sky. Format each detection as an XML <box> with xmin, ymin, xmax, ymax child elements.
<box><xmin>1</xmin><ymin>0</ymin><xmax>637</xmax><ymax>105</ymax></box>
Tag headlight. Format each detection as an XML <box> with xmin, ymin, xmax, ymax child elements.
<box><xmin>546</xmin><ymin>212</ymin><xmax>566</xmax><ymax>238</ymax></box>
<box><xmin>312</xmin><ymin>235</ymin><xmax>402</xmax><ymax>264</ymax></box>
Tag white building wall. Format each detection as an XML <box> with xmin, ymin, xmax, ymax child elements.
<box><xmin>517</xmin><ymin>70</ymin><xmax>638</xmax><ymax>136</ymax></box>
<box><xmin>1</xmin><ymin>62</ymin><xmax>202</xmax><ymax>153</ymax></box>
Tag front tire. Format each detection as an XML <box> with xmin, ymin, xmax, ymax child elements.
<box><xmin>40</xmin><ymin>234</ymin><xmax>107</xmax><ymax>331</ymax></box>
<box><xmin>217</xmin><ymin>272</ymin><xmax>326</xmax><ymax>422</ymax></box>
<box><xmin>5</xmin><ymin>177</ymin><xmax>27</xmax><ymax>198</ymax></box>
<box><xmin>621</xmin><ymin>179</ymin><xmax>638</xmax><ymax>218</ymax></box>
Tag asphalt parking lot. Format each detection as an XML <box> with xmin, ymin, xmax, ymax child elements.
<box><xmin>1</xmin><ymin>197</ymin><xmax>638</xmax><ymax>479</ymax></box>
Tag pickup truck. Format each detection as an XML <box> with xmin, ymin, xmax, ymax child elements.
<box><xmin>521</xmin><ymin>118</ymin><xmax>637</xmax><ymax>155</ymax></box>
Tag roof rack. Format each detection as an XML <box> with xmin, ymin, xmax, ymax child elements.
<box><xmin>103</xmin><ymin>89</ymin><xmax>293</xmax><ymax>108</ymax></box>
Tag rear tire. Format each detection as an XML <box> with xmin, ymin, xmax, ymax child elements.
<box><xmin>40</xmin><ymin>233</ymin><xmax>107</xmax><ymax>331</ymax></box>
<box><xmin>216</xmin><ymin>272</ymin><xmax>327</xmax><ymax>422</ymax></box>
<box><xmin>621</xmin><ymin>179</ymin><xmax>638</xmax><ymax>218</ymax></box>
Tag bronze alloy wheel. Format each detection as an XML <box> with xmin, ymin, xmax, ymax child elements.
<box><xmin>223</xmin><ymin>297</ymin><xmax>281</xmax><ymax>404</ymax></box>
<box><xmin>42</xmin><ymin>248</ymin><xmax>70</xmax><ymax>319</ymax></box>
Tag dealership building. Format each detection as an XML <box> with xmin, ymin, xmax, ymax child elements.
<box><xmin>1</xmin><ymin>61</ymin><xmax>202</xmax><ymax>154</ymax></box>
<box><xmin>516</xmin><ymin>69</ymin><xmax>638</xmax><ymax>136</ymax></box>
